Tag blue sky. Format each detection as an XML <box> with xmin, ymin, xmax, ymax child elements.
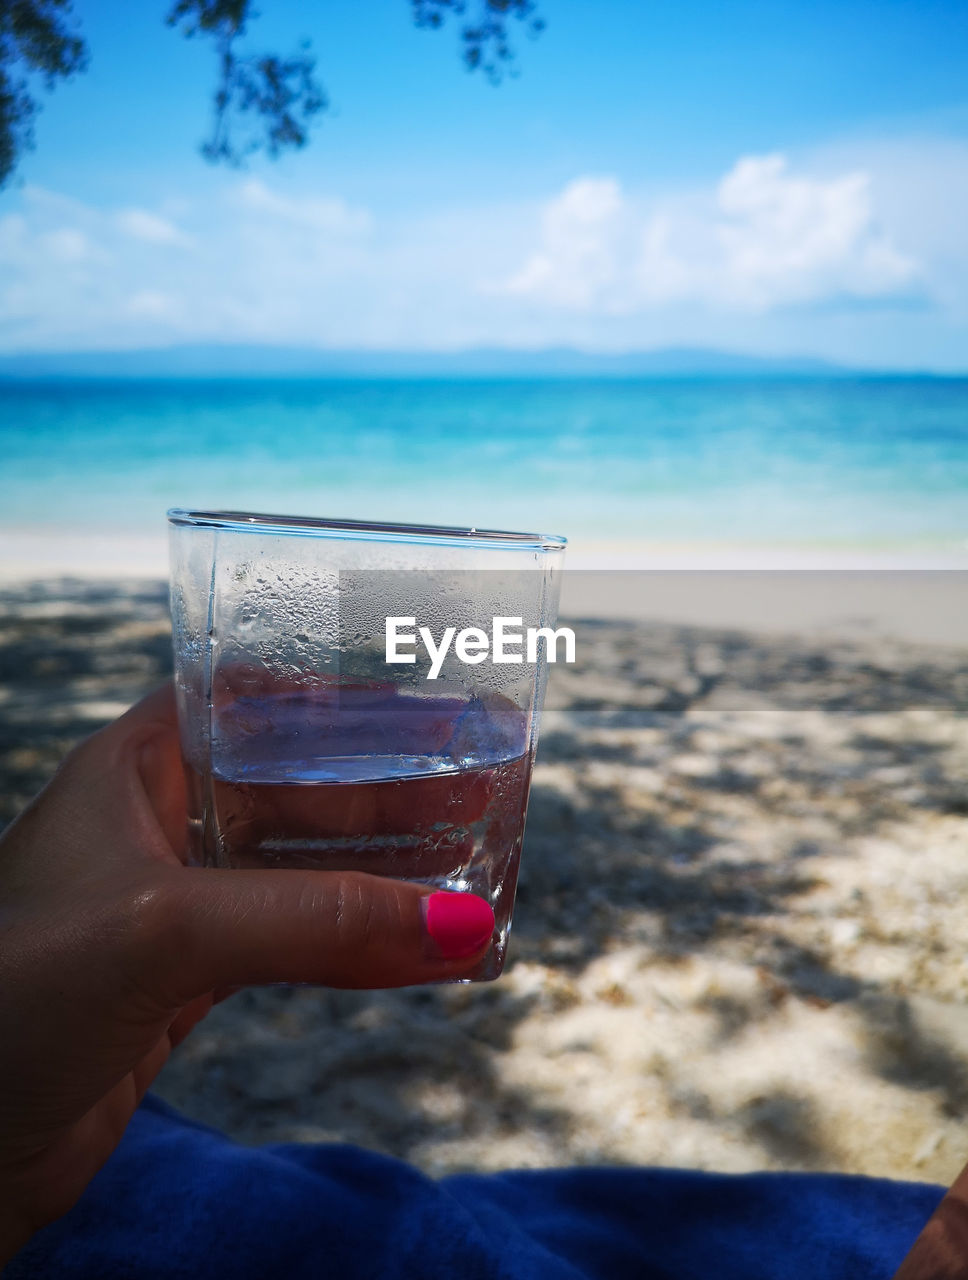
<box><xmin>2</xmin><ymin>0</ymin><xmax>967</xmax><ymax>367</ymax></box>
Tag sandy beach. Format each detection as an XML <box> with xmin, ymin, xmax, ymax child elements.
<box><xmin>2</xmin><ymin>571</ymin><xmax>967</xmax><ymax>1187</ymax></box>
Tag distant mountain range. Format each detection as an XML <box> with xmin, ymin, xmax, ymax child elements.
<box><xmin>0</xmin><ymin>344</ymin><xmax>939</xmax><ymax>379</ymax></box>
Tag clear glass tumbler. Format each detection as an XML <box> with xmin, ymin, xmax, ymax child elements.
<box><xmin>168</xmin><ymin>509</ymin><xmax>567</xmax><ymax>981</ymax></box>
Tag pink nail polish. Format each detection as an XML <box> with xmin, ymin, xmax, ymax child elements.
<box><xmin>423</xmin><ymin>892</ymin><xmax>495</xmax><ymax>959</ymax></box>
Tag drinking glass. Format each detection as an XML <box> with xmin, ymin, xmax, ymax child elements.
<box><xmin>168</xmin><ymin>509</ymin><xmax>566</xmax><ymax>981</ymax></box>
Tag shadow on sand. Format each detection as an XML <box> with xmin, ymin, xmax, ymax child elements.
<box><xmin>2</xmin><ymin>584</ymin><xmax>967</xmax><ymax>1173</ymax></box>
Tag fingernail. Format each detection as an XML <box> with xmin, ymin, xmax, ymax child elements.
<box><xmin>422</xmin><ymin>892</ymin><xmax>495</xmax><ymax>960</ymax></box>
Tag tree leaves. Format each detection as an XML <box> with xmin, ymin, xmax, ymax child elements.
<box><xmin>413</xmin><ymin>0</ymin><xmax>545</xmax><ymax>83</ymax></box>
<box><xmin>0</xmin><ymin>0</ymin><xmax>87</xmax><ymax>185</ymax></box>
<box><xmin>166</xmin><ymin>2</ymin><xmax>325</xmax><ymax>165</ymax></box>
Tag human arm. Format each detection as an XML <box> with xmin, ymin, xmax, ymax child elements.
<box><xmin>0</xmin><ymin>685</ymin><xmax>492</xmax><ymax>1265</ymax></box>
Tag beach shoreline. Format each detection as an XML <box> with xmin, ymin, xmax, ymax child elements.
<box><xmin>3</xmin><ymin>528</ymin><xmax>966</xmax><ymax>577</ymax></box>
<box><xmin>2</xmin><ymin>530</ymin><xmax>966</xmax><ymax>647</ymax></box>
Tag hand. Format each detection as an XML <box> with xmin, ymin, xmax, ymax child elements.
<box><xmin>0</xmin><ymin>685</ymin><xmax>494</xmax><ymax>1264</ymax></box>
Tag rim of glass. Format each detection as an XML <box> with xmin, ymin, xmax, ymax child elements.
<box><xmin>167</xmin><ymin>509</ymin><xmax>566</xmax><ymax>551</ymax></box>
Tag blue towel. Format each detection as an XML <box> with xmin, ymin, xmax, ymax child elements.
<box><xmin>8</xmin><ymin>1094</ymin><xmax>942</xmax><ymax>1278</ymax></box>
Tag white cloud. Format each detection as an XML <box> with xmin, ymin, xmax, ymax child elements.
<box><xmin>712</xmin><ymin>154</ymin><xmax>914</xmax><ymax>306</ymax></box>
<box><xmin>40</xmin><ymin>228</ymin><xmax>96</xmax><ymax>263</ymax></box>
<box><xmin>127</xmin><ymin>290</ymin><xmax>180</xmax><ymax>319</ymax></box>
<box><xmin>116</xmin><ymin>208</ymin><xmax>191</xmax><ymax>246</ymax></box>
<box><xmin>0</xmin><ymin>179</ymin><xmax>381</xmax><ymax>350</ymax></box>
<box><xmin>234</xmin><ymin>178</ymin><xmax>372</xmax><ymax>236</ymax></box>
<box><xmin>503</xmin><ymin>178</ymin><xmax>625</xmax><ymax>308</ymax></box>
<box><xmin>501</xmin><ymin>153</ymin><xmax>918</xmax><ymax>313</ymax></box>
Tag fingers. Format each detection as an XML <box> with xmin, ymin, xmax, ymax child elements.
<box><xmin>44</xmin><ymin>689</ymin><xmax>498</xmax><ymax>1001</ymax></box>
<box><xmin>143</xmin><ymin>869</ymin><xmax>495</xmax><ymax>1002</ymax></box>
<box><xmin>61</xmin><ymin>683</ymin><xmax>188</xmax><ymax>864</ymax></box>
<box><xmin>113</xmin><ymin>682</ymin><xmax>179</xmax><ymax>737</ymax></box>
<box><xmin>75</xmin><ymin>683</ymin><xmax>179</xmax><ymax>775</ymax></box>
<box><xmin>112</xmin><ymin>687</ymin><xmax>187</xmax><ymax>855</ymax></box>
<box><xmin>132</xmin><ymin>724</ymin><xmax>188</xmax><ymax>861</ymax></box>
<box><xmin>167</xmin><ymin>993</ymin><xmax>216</xmax><ymax>1048</ymax></box>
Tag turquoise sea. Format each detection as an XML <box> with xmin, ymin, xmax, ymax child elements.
<box><xmin>1</xmin><ymin>377</ymin><xmax>966</xmax><ymax>555</ymax></box>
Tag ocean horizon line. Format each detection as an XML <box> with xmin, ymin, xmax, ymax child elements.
<box><xmin>2</xmin><ymin>343</ymin><xmax>967</xmax><ymax>380</ymax></box>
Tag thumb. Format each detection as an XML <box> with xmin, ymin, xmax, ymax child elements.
<box><xmin>145</xmin><ymin>868</ymin><xmax>496</xmax><ymax>1001</ymax></box>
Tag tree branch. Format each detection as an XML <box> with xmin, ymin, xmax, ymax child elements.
<box><xmin>166</xmin><ymin>1</ymin><xmax>326</xmax><ymax>166</ymax></box>
<box><xmin>0</xmin><ymin>0</ymin><xmax>545</xmax><ymax>187</ymax></box>
<box><xmin>0</xmin><ymin>0</ymin><xmax>87</xmax><ymax>186</ymax></box>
